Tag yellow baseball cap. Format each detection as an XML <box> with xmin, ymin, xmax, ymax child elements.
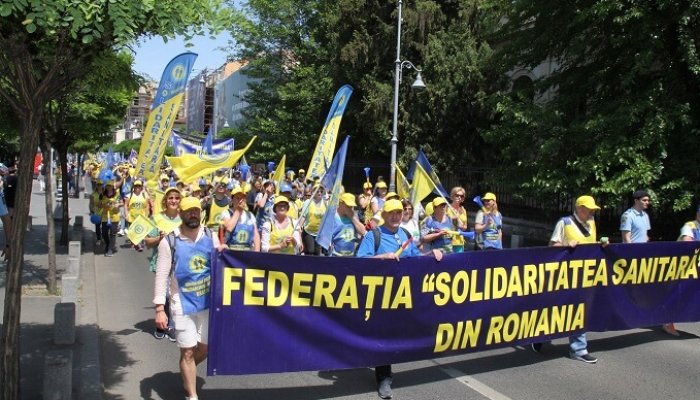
<box><xmin>164</xmin><ymin>187</ymin><xmax>181</xmax><ymax>197</ymax></box>
<box><xmin>432</xmin><ymin>197</ymin><xmax>447</xmax><ymax>207</ymax></box>
<box><xmin>576</xmin><ymin>195</ymin><xmax>600</xmax><ymax>210</ymax></box>
<box><xmin>133</xmin><ymin>180</ymin><xmax>143</xmax><ymax>186</ymax></box>
<box><xmin>482</xmin><ymin>192</ymin><xmax>496</xmax><ymax>201</ymax></box>
<box><xmin>180</xmin><ymin>196</ymin><xmax>202</xmax><ymax>211</ymax></box>
<box><xmin>160</xmin><ymin>174</ymin><xmax>169</xmax><ymax>181</ymax></box>
<box><xmin>376</xmin><ymin>181</ymin><xmax>388</xmax><ymax>189</ymax></box>
<box><xmin>231</xmin><ymin>187</ymin><xmax>246</xmax><ymax>197</ymax></box>
<box><xmin>386</xmin><ymin>191</ymin><xmax>399</xmax><ymax>200</ymax></box>
<box><xmin>363</xmin><ymin>182</ymin><xmax>373</xmax><ymax>189</ymax></box>
<box><xmin>382</xmin><ymin>199</ymin><xmax>403</xmax><ymax>213</ymax></box>
<box><xmin>340</xmin><ymin>193</ymin><xmax>357</xmax><ymax>207</ymax></box>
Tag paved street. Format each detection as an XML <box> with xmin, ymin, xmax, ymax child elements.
<box><xmin>93</xmin><ymin>229</ymin><xmax>700</xmax><ymax>400</ymax></box>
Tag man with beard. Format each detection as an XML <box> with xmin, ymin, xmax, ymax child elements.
<box><xmin>153</xmin><ymin>196</ymin><xmax>223</xmax><ymax>400</ymax></box>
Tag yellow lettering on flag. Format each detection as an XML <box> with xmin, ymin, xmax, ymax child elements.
<box><xmin>127</xmin><ymin>215</ymin><xmax>158</xmax><ymax>244</ymax></box>
<box><xmin>166</xmin><ymin>137</ymin><xmax>257</xmax><ymax>184</ymax></box>
<box><xmin>306</xmin><ymin>85</ymin><xmax>353</xmax><ymax>180</ymax></box>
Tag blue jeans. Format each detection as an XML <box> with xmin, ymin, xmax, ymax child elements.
<box><xmin>569</xmin><ymin>332</ymin><xmax>588</xmax><ymax>356</ymax></box>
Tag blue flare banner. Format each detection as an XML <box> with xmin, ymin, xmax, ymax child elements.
<box><xmin>208</xmin><ymin>242</ymin><xmax>700</xmax><ymax>376</ymax></box>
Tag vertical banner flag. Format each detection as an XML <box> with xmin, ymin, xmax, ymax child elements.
<box><xmin>407</xmin><ymin>149</ymin><xmax>449</xmax><ymax>197</ymax></box>
<box><xmin>128</xmin><ymin>149</ymin><xmax>138</xmax><ymax>165</ymax></box>
<box><xmin>316</xmin><ymin>136</ymin><xmax>350</xmax><ymax>250</ymax></box>
<box><xmin>306</xmin><ymin>85</ymin><xmax>353</xmax><ymax>180</ymax></box>
<box><xmin>202</xmin><ymin>126</ymin><xmax>214</xmax><ymax>155</ymax></box>
<box><xmin>135</xmin><ymin>52</ymin><xmax>198</xmax><ymax>181</ymax></box>
<box><xmin>272</xmin><ymin>155</ymin><xmax>286</xmax><ymax>195</ymax></box>
<box><xmin>410</xmin><ymin>161</ymin><xmax>437</xmax><ymax>206</ymax></box>
<box><xmin>395</xmin><ymin>164</ymin><xmax>411</xmax><ymax>200</ymax></box>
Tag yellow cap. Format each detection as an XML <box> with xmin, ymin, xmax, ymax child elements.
<box><xmin>231</xmin><ymin>187</ymin><xmax>246</xmax><ymax>197</ymax></box>
<box><xmin>340</xmin><ymin>193</ymin><xmax>357</xmax><ymax>207</ymax></box>
<box><xmin>482</xmin><ymin>192</ymin><xmax>496</xmax><ymax>201</ymax></box>
<box><xmin>576</xmin><ymin>195</ymin><xmax>600</xmax><ymax>210</ymax></box>
<box><xmin>274</xmin><ymin>196</ymin><xmax>290</xmax><ymax>206</ymax></box>
<box><xmin>432</xmin><ymin>197</ymin><xmax>447</xmax><ymax>207</ymax></box>
<box><xmin>376</xmin><ymin>181</ymin><xmax>387</xmax><ymax>189</ymax></box>
<box><xmin>164</xmin><ymin>187</ymin><xmax>181</xmax><ymax>197</ymax></box>
<box><xmin>363</xmin><ymin>182</ymin><xmax>373</xmax><ymax>189</ymax></box>
<box><xmin>298</xmin><ymin>169</ymin><xmax>305</xmax><ymax>173</ymax></box>
<box><xmin>160</xmin><ymin>174</ymin><xmax>169</xmax><ymax>181</ymax></box>
<box><xmin>425</xmin><ymin>202</ymin><xmax>434</xmax><ymax>216</ymax></box>
<box><xmin>133</xmin><ymin>180</ymin><xmax>143</xmax><ymax>186</ymax></box>
<box><xmin>382</xmin><ymin>199</ymin><xmax>403</xmax><ymax>212</ymax></box>
<box><xmin>180</xmin><ymin>196</ymin><xmax>202</xmax><ymax>211</ymax></box>
<box><xmin>386</xmin><ymin>191</ymin><xmax>399</xmax><ymax>200</ymax></box>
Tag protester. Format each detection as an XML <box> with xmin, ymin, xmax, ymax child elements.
<box><xmin>255</xmin><ymin>180</ymin><xmax>276</xmax><ymax>230</ymax></box>
<box><xmin>153</xmin><ymin>196</ymin><xmax>223</xmax><ymax>400</ymax></box>
<box><xmin>99</xmin><ymin>181</ymin><xmax>122</xmax><ymax>257</ymax></box>
<box><xmin>279</xmin><ymin>182</ymin><xmax>300</xmax><ymax>219</ymax></box>
<box><xmin>357</xmin><ymin>181</ymin><xmax>374</xmax><ymax>225</ymax></box>
<box><xmin>447</xmin><ymin>186</ymin><xmax>469</xmax><ymax>252</ymax></box>
<box><xmin>144</xmin><ymin>186</ymin><xmax>182</xmax><ymax>341</ymax></box>
<box><xmin>328</xmin><ymin>193</ymin><xmax>366</xmax><ymax>256</ymax></box>
<box><xmin>532</xmin><ymin>195</ymin><xmax>602</xmax><ymax>364</ymax></box>
<box><xmin>221</xmin><ymin>187</ymin><xmax>260</xmax><ymax>251</ymax></box>
<box><xmin>204</xmin><ymin>178</ymin><xmax>231</xmax><ymax>229</ymax></box>
<box><xmin>300</xmin><ymin>184</ymin><xmax>326</xmax><ymax>255</ymax></box>
<box><xmin>125</xmin><ymin>180</ymin><xmax>150</xmax><ymax>251</ymax></box>
<box><xmin>421</xmin><ymin>197</ymin><xmax>454</xmax><ymax>253</ymax></box>
<box><xmin>474</xmin><ymin>192</ymin><xmax>503</xmax><ymax>250</ymax></box>
<box><xmin>370</xmin><ymin>181</ymin><xmax>388</xmax><ymax>214</ymax></box>
<box><xmin>356</xmin><ymin>198</ymin><xmax>443</xmax><ymax>399</ymax></box>
<box><xmin>621</xmin><ymin>189</ymin><xmax>651</xmax><ymax>243</ymax></box>
<box><xmin>89</xmin><ymin>180</ymin><xmax>104</xmax><ymax>246</ymax></box>
<box><xmin>0</xmin><ymin>164</ymin><xmax>12</xmax><ymax>261</ymax></box>
<box><xmin>261</xmin><ymin>196</ymin><xmax>301</xmax><ymax>254</ymax></box>
<box><xmin>399</xmin><ymin>199</ymin><xmax>421</xmax><ymax>246</ymax></box>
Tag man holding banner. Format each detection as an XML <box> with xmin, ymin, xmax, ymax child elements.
<box><xmin>532</xmin><ymin>195</ymin><xmax>602</xmax><ymax>363</ymax></box>
<box><xmin>356</xmin><ymin>199</ymin><xmax>443</xmax><ymax>399</ymax></box>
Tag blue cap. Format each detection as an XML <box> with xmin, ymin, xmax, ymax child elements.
<box><xmin>280</xmin><ymin>183</ymin><xmax>293</xmax><ymax>193</ymax></box>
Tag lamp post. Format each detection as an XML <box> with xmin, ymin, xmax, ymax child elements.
<box><xmin>389</xmin><ymin>0</ymin><xmax>426</xmax><ymax>192</ymax></box>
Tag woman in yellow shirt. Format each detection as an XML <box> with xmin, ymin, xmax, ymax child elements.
<box><xmin>99</xmin><ymin>181</ymin><xmax>122</xmax><ymax>257</ymax></box>
<box><xmin>300</xmin><ymin>185</ymin><xmax>326</xmax><ymax>255</ymax></box>
<box><xmin>261</xmin><ymin>196</ymin><xmax>301</xmax><ymax>254</ymax></box>
<box><xmin>125</xmin><ymin>180</ymin><xmax>151</xmax><ymax>251</ymax></box>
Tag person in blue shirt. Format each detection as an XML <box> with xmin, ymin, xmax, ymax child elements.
<box><xmin>329</xmin><ymin>192</ymin><xmax>366</xmax><ymax>256</ymax></box>
<box><xmin>620</xmin><ymin>190</ymin><xmax>651</xmax><ymax>243</ymax></box>
<box><xmin>356</xmin><ymin>198</ymin><xmax>443</xmax><ymax>399</ymax></box>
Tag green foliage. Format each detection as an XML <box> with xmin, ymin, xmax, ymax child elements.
<box><xmin>486</xmin><ymin>0</ymin><xmax>700</xmax><ymax>214</ymax></box>
<box><xmin>229</xmin><ymin>0</ymin><xmax>500</xmax><ymax>172</ymax></box>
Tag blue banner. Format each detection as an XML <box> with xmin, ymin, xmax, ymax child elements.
<box><xmin>316</xmin><ymin>136</ymin><xmax>350</xmax><ymax>250</ymax></box>
<box><xmin>208</xmin><ymin>242</ymin><xmax>700</xmax><ymax>376</ymax></box>
<box><xmin>170</xmin><ymin>132</ymin><xmax>234</xmax><ymax>156</ymax></box>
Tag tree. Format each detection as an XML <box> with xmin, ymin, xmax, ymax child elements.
<box><xmin>485</xmin><ymin>1</ymin><xmax>700</xmax><ymax>217</ymax></box>
<box><xmin>0</xmin><ymin>1</ymin><xmax>231</xmax><ymax>397</ymax></box>
<box><xmin>230</xmin><ymin>0</ymin><xmax>500</xmax><ymax>173</ymax></box>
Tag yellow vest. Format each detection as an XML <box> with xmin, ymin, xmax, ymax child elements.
<box><xmin>127</xmin><ymin>192</ymin><xmax>149</xmax><ymax>223</ymax></box>
<box><xmin>207</xmin><ymin>199</ymin><xmax>230</xmax><ymax>227</ymax></box>
<box><xmin>270</xmin><ymin>218</ymin><xmax>296</xmax><ymax>254</ymax></box>
<box><xmin>562</xmin><ymin>216</ymin><xmax>597</xmax><ymax>244</ymax></box>
<box><xmin>304</xmin><ymin>200</ymin><xmax>326</xmax><ymax>235</ymax></box>
<box><xmin>99</xmin><ymin>193</ymin><xmax>121</xmax><ymax>223</ymax></box>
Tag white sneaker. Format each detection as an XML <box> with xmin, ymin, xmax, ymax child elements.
<box><xmin>117</xmin><ymin>230</ymin><xmax>125</xmax><ymax>237</ymax></box>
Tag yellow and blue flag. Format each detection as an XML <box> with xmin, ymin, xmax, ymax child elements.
<box><xmin>407</xmin><ymin>149</ymin><xmax>449</xmax><ymax>197</ymax></box>
<box><xmin>410</xmin><ymin>161</ymin><xmax>437</xmax><ymax>206</ymax></box>
<box><xmin>395</xmin><ymin>164</ymin><xmax>411</xmax><ymax>200</ymax></box>
<box><xmin>166</xmin><ymin>137</ymin><xmax>257</xmax><ymax>184</ymax></box>
<box><xmin>316</xmin><ymin>136</ymin><xmax>350</xmax><ymax>251</ymax></box>
<box><xmin>306</xmin><ymin>85</ymin><xmax>353</xmax><ymax>180</ymax></box>
<box><xmin>135</xmin><ymin>52</ymin><xmax>198</xmax><ymax>181</ymax></box>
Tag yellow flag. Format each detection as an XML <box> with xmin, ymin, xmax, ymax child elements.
<box><xmin>410</xmin><ymin>162</ymin><xmax>437</xmax><ymax>206</ymax></box>
<box><xmin>126</xmin><ymin>215</ymin><xmax>158</xmax><ymax>244</ymax></box>
<box><xmin>272</xmin><ymin>155</ymin><xmax>286</xmax><ymax>195</ymax></box>
<box><xmin>153</xmin><ymin>213</ymin><xmax>182</xmax><ymax>234</ymax></box>
<box><xmin>166</xmin><ymin>137</ymin><xmax>257</xmax><ymax>183</ymax></box>
<box><xmin>395</xmin><ymin>164</ymin><xmax>411</xmax><ymax>200</ymax></box>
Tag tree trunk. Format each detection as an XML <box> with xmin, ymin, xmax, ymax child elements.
<box><xmin>40</xmin><ymin>143</ymin><xmax>57</xmax><ymax>295</ymax></box>
<box><xmin>1</xmin><ymin>109</ymin><xmax>42</xmax><ymax>400</ymax></box>
<box><xmin>57</xmin><ymin>146</ymin><xmax>70</xmax><ymax>246</ymax></box>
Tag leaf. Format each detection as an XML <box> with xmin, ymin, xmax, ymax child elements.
<box><xmin>25</xmin><ymin>23</ymin><xmax>36</xmax><ymax>33</ymax></box>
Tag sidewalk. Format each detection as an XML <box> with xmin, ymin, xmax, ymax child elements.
<box><xmin>0</xmin><ymin>179</ymin><xmax>100</xmax><ymax>399</ymax></box>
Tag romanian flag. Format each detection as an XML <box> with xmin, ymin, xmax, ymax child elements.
<box><xmin>306</xmin><ymin>85</ymin><xmax>353</xmax><ymax>180</ymax></box>
<box><xmin>126</xmin><ymin>215</ymin><xmax>158</xmax><ymax>244</ymax></box>
<box><xmin>271</xmin><ymin>155</ymin><xmax>286</xmax><ymax>195</ymax></box>
<box><xmin>166</xmin><ymin>137</ymin><xmax>256</xmax><ymax>183</ymax></box>
<box><xmin>395</xmin><ymin>164</ymin><xmax>411</xmax><ymax>200</ymax></box>
<box><xmin>135</xmin><ymin>52</ymin><xmax>198</xmax><ymax>181</ymax></box>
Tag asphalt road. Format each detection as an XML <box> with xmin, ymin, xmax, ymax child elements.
<box><xmin>95</xmin><ymin>233</ymin><xmax>700</xmax><ymax>400</ymax></box>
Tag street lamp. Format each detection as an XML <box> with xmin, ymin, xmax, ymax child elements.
<box><xmin>389</xmin><ymin>0</ymin><xmax>426</xmax><ymax>192</ymax></box>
